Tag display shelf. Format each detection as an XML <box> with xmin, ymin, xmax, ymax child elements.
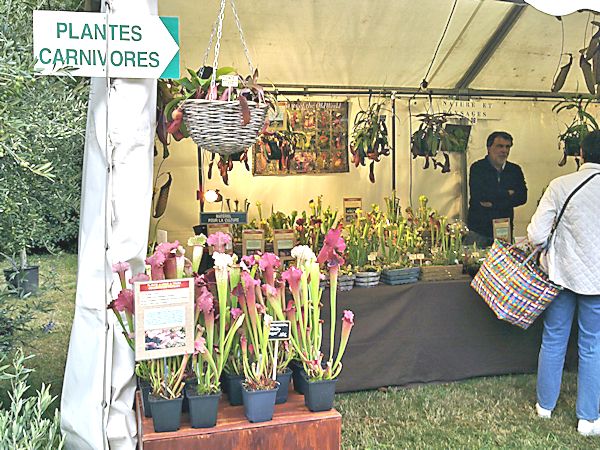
<box><xmin>136</xmin><ymin>390</ymin><xmax>341</xmax><ymax>450</ymax></box>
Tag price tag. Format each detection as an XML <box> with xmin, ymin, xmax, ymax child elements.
<box><xmin>416</xmin><ymin>254</ymin><xmax>425</xmax><ymax>260</ymax></box>
<box><xmin>268</xmin><ymin>321</ymin><xmax>291</xmax><ymax>341</ymax></box>
<box><xmin>408</xmin><ymin>254</ymin><xmax>418</xmax><ymax>261</ymax></box>
<box><xmin>221</xmin><ymin>74</ymin><xmax>239</xmax><ymax>88</ymax></box>
<box><xmin>368</xmin><ymin>252</ymin><xmax>377</xmax><ymax>262</ymax></box>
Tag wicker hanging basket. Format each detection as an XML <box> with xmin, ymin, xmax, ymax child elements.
<box><xmin>181</xmin><ymin>0</ymin><xmax>268</xmax><ymax>156</ymax></box>
<box><xmin>182</xmin><ymin>99</ymin><xmax>268</xmax><ymax>156</ymax></box>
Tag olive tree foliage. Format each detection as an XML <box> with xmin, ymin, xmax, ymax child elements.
<box><xmin>0</xmin><ymin>350</ymin><xmax>65</xmax><ymax>449</ymax></box>
<box><xmin>0</xmin><ymin>0</ymin><xmax>88</xmax><ymax>259</ymax></box>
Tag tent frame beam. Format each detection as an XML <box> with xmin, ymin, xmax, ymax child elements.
<box><xmin>455</xmin><ymin>4</ymin><xmax>526</xmax><ymax>90</ymax></box>
<box><xmin>270</xmin><ymin>84</ymin><xmax>587</xmax><ymax>100</ymax></box>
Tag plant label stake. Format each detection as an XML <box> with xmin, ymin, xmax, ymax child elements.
<box><xmin>268</xmin><ymin>321</ymin><xmax>291</xmax><ymax>380</ymax></box>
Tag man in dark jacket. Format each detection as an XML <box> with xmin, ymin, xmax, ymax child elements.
<box><xmin>466</xmin><ymin>131</ymin><xmax>527</xmax><ymax>247</ymax></box>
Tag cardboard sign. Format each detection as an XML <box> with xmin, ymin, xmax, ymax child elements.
<box><xmin>273</xmin><ymin>229</ymin><xmax>295</xmax><ymax>261</ymax></box>
<box><xmin>201</xmin><ymin>212</ymin><xmax>247</xmax><ymax>225</ymax></box>
<box><xmin>493</xmin><ymin>218</ymin><xmax>512</xmax><ymax>243</ymax></box>
<box><xmin>343</xmin><ymin>197</ymin><xmax>362</xmax><ymax>223</ymax></box>
<box><xmin>268</xmin><ymin>321</ymin><xmax>291</xmax><ymax>341</ymax></box>
<box><xmin>134</xmin><ymin>278</ymin><xmax>195</xmax><ymax>361</ymax></box>
<box><xmin>242</xmin><ymin>229</ymin><xmax>265</xmax><ymax>256</ymax></box>
<box><xmin>206</xmin><ymin>225</ymin><xmax>233</xmax><ymax>255</ymax></box>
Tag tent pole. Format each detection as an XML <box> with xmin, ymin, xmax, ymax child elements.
<box><xmin>391</xmin><ymin>92</ymin><xmax>396</xmax><ymax>192</ymax></box>
<box><xmin>197</xmin><ymin>145</ymin><xmax>204</xmax><ymax>215</ymax></box>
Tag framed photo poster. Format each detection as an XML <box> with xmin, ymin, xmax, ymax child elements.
<box><xmin>253</xmin><ymin>101</ymin><xmax>349</xmax><ymax>176</ymax></box>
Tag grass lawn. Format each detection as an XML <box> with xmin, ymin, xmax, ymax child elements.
<box><xmin>1</xmin><ymin>254</ymin><xmax>596</xmax><ymax>448</ymax></box>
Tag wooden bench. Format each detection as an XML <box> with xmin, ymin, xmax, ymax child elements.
<box><xmin>136</xmin><ymin>390</ymin><xmax>342</xmax><ymax>449</ymax></box>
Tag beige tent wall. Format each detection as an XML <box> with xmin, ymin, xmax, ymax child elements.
<box><xmin>155</xmin><ymin>94</ymin><xmax>597</xmax><ymax>245</ymax></box>
<box><xmin>156</xmin><ymin>0</ymin><xmax>598</xmax><ymax>245</ymax></box>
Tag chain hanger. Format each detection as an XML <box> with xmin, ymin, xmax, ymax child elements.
<box><xmin>204</xmin><ymin>0</ymin><xmax>255</xmax><ymax>90</ymax></box>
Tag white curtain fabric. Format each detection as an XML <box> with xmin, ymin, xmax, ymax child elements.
<box><xmin>60</xmin><ymin>1</ymin><xmax>157</xmax><ymax>448</ymax></box>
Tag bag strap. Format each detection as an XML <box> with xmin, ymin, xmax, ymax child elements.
<box><xmin>547</xmin><ymin>171</ymin><xmax>600</xmax><ymax>243</ymax></box>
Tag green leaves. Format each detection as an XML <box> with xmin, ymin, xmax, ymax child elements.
<box><xmin>0</xmin><ymin>0</ymin><xmax>88</xmax><ymax>255</ymax></box>
<box><xmin>0</xmin><ymin>351</ymin><xmax>64</xmax><ymax>449</ymax></box>
<box><xmin>350</xmin><ymin>100</ymin><xmax>390</xmax><ymax>183</ymax></box>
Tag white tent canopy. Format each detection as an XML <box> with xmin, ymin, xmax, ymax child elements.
<box><xmin>161</xmin><ymin>0</ymin><xmax>594</xmax><ymax>96</ymax></box>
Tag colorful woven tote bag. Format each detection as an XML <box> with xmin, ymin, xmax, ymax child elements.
<box><xmin>471</xmin><ymin>171</ymin><xmax>600</xmax><ymax>329</ymax></box>
<box><xmin>471</xmin><ymin>240</ymin><xmax>561</xmax><ymax>329</ymax></box>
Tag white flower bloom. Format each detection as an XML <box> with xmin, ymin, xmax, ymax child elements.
<box><xmin>213</xmin><ymin>252</ymin><xmax>234</xmax><ymax>269</ymax></box>
<box><xmin>291</xmin><ymin>245</ymin><xmax>316</xmax><ymax>268</ymax></box>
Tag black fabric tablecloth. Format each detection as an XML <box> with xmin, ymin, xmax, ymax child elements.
<box><xmin>320</xmin><ymin>280</ymin><xmax>546</xmax><ymax>393</ymax></box>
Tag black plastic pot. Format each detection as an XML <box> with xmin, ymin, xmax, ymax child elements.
<box><xmin>3</xmin><ymin>266</ymin><xmax>39</xmax><ymax>295</ymax></box>
<box><xmin>304</xmin><ymin>377</ymin><xmax>337</xmax><ymax>412</ymax></box>
<box><xmin>185</xmin><ymin>386</ymin><xmax>221</xmax><ymax>428</ymax></box>
<box><xmin>242</xmin><ymin>383</ymin><xmax>279</xmax><ymax>423</ymax></box>
<box><xmin>148</xmin><ymin>395</ymin><xmax>183</xmax><ymax>432</ymax></box>
<box><xmin>223</xmin><ymin>372</ymin><xmax>245</xmax><ymax>406</ymax></box>
<box><xmin>138</xmin><ymin>378</ymin><xmax>152</xmax><ymax>418</ymax></box>
<box><xmin>183</xmin><ymin>377</ymin><xmax>197</xmax><ymax>413</ymax></box>
<box><xmin>275</xmin><ymin>368</ymin><xmax>293</xmax><ymax>404</ymax></box>
<box><xmin>289</xmin><ymin>360</ymin><xmax>307</xmax><ymax>394</ymax></box>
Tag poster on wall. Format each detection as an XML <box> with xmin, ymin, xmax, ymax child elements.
<box><xmin>253</xmin><ymin>101</ymin><xmax>349</xmax><ymax>176</ymax></box>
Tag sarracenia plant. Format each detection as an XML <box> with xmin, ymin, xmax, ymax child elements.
<box><xmin>236</xmin><ymin>267</ymin><xmax>278</xmax><ymax>390</ymax></box>
<box><xmin>285</xmin><ymin>233</ymin><xmax>356</xmax><ymax>381</ymax></box>
<box><xmin>143</xmin><ymin>239</ymin><xmax>195</xmax><ymax>399</ymax></box>
<box><xmin>192</xmin><ymin>253</ymin><xmax>245</xmax><ymax>394</ymax></box>
<box><xmin>107</xmin><ymin>262</ymin><xmax>152</xmax><ymax>382</ymax></box>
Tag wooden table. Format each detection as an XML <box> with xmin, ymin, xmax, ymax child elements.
<box><xmin>136</xmin><ymin>390</ymin><xmax>341</xmax><ymax>449</ymax></box>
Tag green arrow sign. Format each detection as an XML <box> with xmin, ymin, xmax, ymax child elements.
<box><xmin>33</xmin><ymin>11</ymin><xmax>180</xmax><ymax>79</ymax></box>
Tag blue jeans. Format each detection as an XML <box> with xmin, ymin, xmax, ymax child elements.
<box><xmin>537</xmin><ymin>289</ymin><xmax>600</xmax><ymax>420</ymax></box>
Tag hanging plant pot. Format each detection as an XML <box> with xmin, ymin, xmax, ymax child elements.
<box><xmin>223</xmin><ymin>372</ymin><xmax>245</xmax><ymax>406</ymax></box>
<box><xmin>3</xmin><ymin>266</ymin><xmax>39</xmax><ymax>295</ymax></box>
<box><xmin>303</xmin><ymin>377</ymin><xmax>338</xmax><ymax>412</ymax></box>
<box><xmin>185</xmin><ymin>386</ymin><xmax>221</xmax><ymax>429</ymax></box>
<box><xmin>289</xmin><ymin>360</ymin><xmax>308</xmax><ymax>394</ymax></box>
<box><xmin>275</xmin><ymin>368</ymin><xmax>293</xmax><ymax>405</ymax></box>
<box><xmin>148</xmin><ymin>395</ymin><xmax>183</xmax><ymax>433</ymax></box>
<box><xmin>411</xmin><ymin>128</ymin><xmax>440</xmax><ymax>157</ymax></box>
<box><xmin>242</xmin><ymin>383</ymin><xmax>279</xmax><ymax>423</ymax></box>
<box><xmin>354</xmin><ymin>271</ymin><xmax>380</xmax><ymax>288</ymax></box>
<box><xmin>564</xmin><ymin>135</ymin><xmax>582</xmax><ymax>156</ymax></box>
<box><xmin>137</xmin><ymin>378</ymin><xmax>152</xmax><ymax>418</ymax></box>
<box><xmin>183</xmin><ymin>100</ymin><xmax>268</xmax><ymax>156</ymax></box>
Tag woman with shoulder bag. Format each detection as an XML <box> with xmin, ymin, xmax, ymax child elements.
<box><xmin>527</xmin><ymin>130</ymin><xmax>600</xmax><ymax>436</ymax></box>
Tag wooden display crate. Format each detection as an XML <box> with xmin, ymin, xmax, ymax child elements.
<box><xmin>419</xmin><ymin>264</ymin><xmax>468</xmax><ymax>282</ymax></box>
<box><xmin>136</xmin><ymin>390</ymin><xmax>341</xmax><ymax>449</ymax></box>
